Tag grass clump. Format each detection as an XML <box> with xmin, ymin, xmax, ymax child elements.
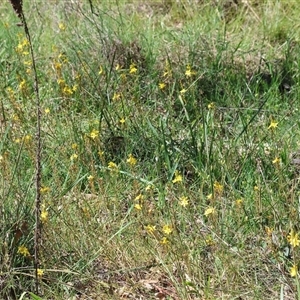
<box><xmin>1</xmin><ymin>0</ymin><xmax>300</xmax><ymax>299</ymax></box>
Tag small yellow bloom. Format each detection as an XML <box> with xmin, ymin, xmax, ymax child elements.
<box><xmin>44</xmin><ymin>108</ymin><xmax>50</xmax><ymax>114</ymax></box>
<box><xmin>58</xmin><ymin>23</ymin><xmax>66</xmax><ymax>31</ymax></box>
<box><xmin>179</xmin><ymin>196</ymin><xmax>189</xmax><ymax>207</ymax></box>
<box><xmin>206</xmin><ymin>193</ymin><xmax>213</xmax><ymax>200</ymax></box>
<box><xmin>204</xmin><ymin>207</ymin><xmax>216</xmax><ymax>217</ymax></box>
<box><xmin>180</xmin><ymin>88</ymin><xmax>187</xmax><ymax>94</ymax></box>
<box><xmin>207</xmin><ymin>102</ymin><xmax>215</xmax><ymax>110</ymax></box>
<box><xmin>163</xmin><ymin>70</ymin><xmax>169</xmax><ymax>77</ymax></box>
<box><xmin>87</xmin><ymin>175</ymin><xmax>94</xmax><ymax>181</ymax></box>
<box><xmin>160</xmin><ymin>237</ymin><xmax>169</xmax><ymax>245</ymax></box>
<box><xmin>172</xmin><ymin>170</ymin><xmax>183</xmax><ymax>183</ymax></box>
<box><xmin>17</xmin><ymin>245</ymin><xmax>30</xmax><ymax>257</ymax></box>
<box><xmin>119</xmin><ymin>118</ymin><xmax>126</xmax><ymax>125</ymax></box>
<box><xmin>40</xmin><ymin>186</ymin><xmax>50</xmax><ymax>194</ymax></box>
<box><xmin>71</xmin><ymin>143</ymin><xmax>78</xmax><ymax>150</ymax></box>
<box><xmin>112</xmin><ymin>93</ymin><xmax>121</xmax><ymax>101</ymax></box>
<box><xmin>70</xmin><ymin>153</ymin><xmax>78</xmax><ymax>161</ymax></box>
<box><xmin>268</xmin><ymin>120</ymin><xmax>278</xmax><ymax>130</ymax></box>
<box><xmin>213</xmin><ymin>181</ymin><xmax>223</xmax><ymax>194</ymax></box>
<box><xmin>19</xmin><ymin>79</ymin><xmax>27</xmax><ymax>91</ymax></box>
<box><xmin>145</xmin><ymin>185</ymin><xmax>153</xmax><ymax>191</ymax></box>
<box><xmin>63</xmin><ymin>86</ymin><xmax>73</xmax><ymax>96</ymax></box>
<box><xmin>134</xmin><ymin>194</ymin><xmax>143</xmax><ymax>201</ymax></box>
<box><xmin>134</xmin><ymin>203</ymin><xmax>142</xmax><ymax>210</ymax></box>
<box><xmin>185</xmin><ymin>65</ymin><xmax>196</xmax><ymax>77</ymax></box>
<box><xmin>287</xmin><ymin>230</ymin><xmax>300</xmax><ymax>248</ymax></box>
<box><xmin>57</xmin><ymin>78</ymin><xmax>65</xmax><ymax>86</ymax></box>
<box><xmin>90</xmin><ymin>129</ymin><xmax>99</xmax><ymax>140</ymax></box>
<box><xmin>145</xmin><ymin>225</ymin><xmax>156</xmax><ymax>234</ymax></box>
<box><xmin>127</xmin><ymin>154</ymin><xmax>137</xmax><ymax>166</ymax></box>
<box><xmin>205</xmin><ymin>235</ymin><xmax>215</xmax><ymax>246</ymax></box>
<box><xmin>54</xmin><ymin>61</ymin><xmax>62</xmax><ymax>71</ymax></box>
<box><xmin>265</xmin><ymin>226</ymin><xmax>273</xmax><ymax>236</ymax></box>
<box><xmin>58</xmin><ymin>53</ymin><xmax>68</xmax><ymax>63</ymax></box>
<box><xmin>253</xmin><ymin>185</ymin><xmax>259</xmax><ymax>191</ymax></box>
<box><xmin>37</xmin><ymin>269</ymin><xmax>44</xmax><ymax>278</ymax></box>
<box><xmin>108</xmin><ymin>161</ymin><xmax>118</xmax><ymax>169</ymax></box>
<box><xmin>159</xmin><ymin>82</ymin><xmax>166</xmax><ymax>90</ymax></box>
<box><xmin>129</xmin><ymin>63</ymin><xmax>137</xmax><ymax>74</ymax></box>
<box><xmin>290</xmin><ymin>265</ymin><xmax>298</xmax><ymax>277</ymax></box>
<box><xmin>115</xmin><ymin>64</ymin><xmax>121</xmax><ymax>70</ymax></box>
<box><xmin>272</xmin><ymin>157</ymin><xmax>281</xmax><ymax>164</ymax></box>
<box><xmin>235</xmin><ymin>199</ymin><xmax>243</xmax><ymax>206</ymax></box>
<box><xmin>24</xmin><ymin>135</ymin><xmax>32</xmax><ymax>143</ymax></box>
<box><xmin>40</xmin><ymin>209</ymin><xmax>48</xmax><ymax>224</ymax></box>
<box><xmin>162</xmin><ymin>224</ymin><xmax>173</xmax><ymax>235</ymax></box>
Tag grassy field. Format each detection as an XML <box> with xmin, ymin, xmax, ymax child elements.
<box><xmin>1</xmin><ymin>0</ymin><xmax>300</xmax><ymax>299</ymax></box>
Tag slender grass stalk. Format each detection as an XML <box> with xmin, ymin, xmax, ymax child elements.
<box><xmin>8</xmin><ymin>0</ymin><xmax>42</xmax><ymax>295</ymax></box>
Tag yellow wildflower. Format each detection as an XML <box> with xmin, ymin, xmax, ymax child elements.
<box><xmin>58</xmin><ymin>53</ymin><xmax>68</xmax><ymax>63</ymax></box>
<box><xmin>58</xmin><ymin>23</ymin><xmax>66</xmax><ymax>31</ymax></box>
<box><xmin>208</xmin><ymin>102</ymin><xmax>215</xmax><ymax>109</ymax></box>
<box><xmin>87</xmin><ymin>175</ymin><xmax>94</xmax><ymax>181</ymax></box>
<box><xmin>159</xmin><ymin>82</ymin><xmax>166</xmax><ymax>90</ymax></box>
<box><xmin>268</xmin><ymin>120</ymin><xmax>278</xmax><ymax>130</ymax></box>
<box><xmin>127</xmin><ymin>154</ymin><xmax>137</xmax><ymax>166</ymax></box>
<box><xmin>172</xmin><ymin>170</ymin><xmax>182</xmax><ymax>183</ymax></box>
<box><xmin>90</xmin><ymin>129</ymin><xmax>99</xmax><ymax>140</ymax></box>
<box><xmin>19</xmin><ymin>79</ymin><xmax>27</xmax><ymax>91</ymax></box>
<box><xmin>63</xmin><ymin>85</ymin><xmax>73</xmax><ymax>96</ymax></box>
<box><xmin>162</xmin><ymin>224</ymin><xmax>173</xmax><ymax>235</ymax></box>
<box><xmin>134</xmin><ymin>203</ymin><xmax>142</xmax><ymax>210</ymax></box>
<box><xmin>119</xmin><ymin>118</ymin><xmax>126</xmax><ymax>125</ymax></box>
<box><xmin>57</xmin><ymin>78</ymin><xmax>65</xmax><ymax>86</ymax></box>
<box><xmin>145</xmin><ymin>185</ymin><xmax>153</xmax><ymax>191</ymax></box>
<box><xmin>160</xmin><ymin>237</ymin><xmax>169</xmax><ymax>245</ymax></box>
<box><xmin>37</xmin><ymin>269</ymin><xmax>44</xmax><ymax>278</ymax></box>
<box><xmin>185</xmin><ymin>65</ymin><xmax>196</xmax><ymax>77</ymax></box>
<box><xmin>180</xmin><ymin>88</ymin><xmax>187</xmax><ymax>94</ymax></box>
<box><xmin>24</xmin><ymin>135</ymin><xmax>32</xmax><ymax>143</ymax></box>
<box><xmin>179</xmin><ymin>196</ymin><xmax>189</xmax><ymax>207</ymax></box>
<box><xmin>290</xmin><ymin>265</ymin><xmax>298</xmax><ymax>277</ymax></box>
<box><xmin>112</xmin><ymin>93</ymin><xmax>121</xmax><ymax>101</ymax></box>
<box><xmin>40</xmin><ymin>209</ymin><xmax>48</xmax><ymax>224</ymax></box>
<box><xmin>235</xmin><ymin>199</ymin><xmax>243</xmax><ymax>206</ymax></box>
<box><xmin>204</xmin><ymin>207</ymin><xmax>216</xmax><ymax>217</ymax></box>
<box><xmin>265</xmin><ymin>226</ymin><xmax>273</xmax><ymax>237</ymax></box>
<box><xmin>17</xmin><ymin>245</ymin><xmax>30</xmax><ymax>257</ymax></box>
<box><xmin>207</xmin><ymin>193</ymin><xmax>213</xmax><ymax>200</ymax></box>
<box><xmin>108</xmin><ymin>161</ymin><xmax>118</xmax><ymax>169</ymax></box>
<box><xmin>129</xmin><ymin>63</ymin><xmax>137</xmax><ymax>74</ymax></box>
<box><xmin>213</xmin><ymin>181</ymin><xmax>223</xmax><ymax>194</ymax></box>
<box><xmin>272</xmin><ymin>157</ymin><xmax>281</xmax><ymax>164</ymax></box>
<box><xmin>70</xmin><ymin>153</ymin><xmax>78</xmax><ymax>161</ymax></box>
<box><xmin>134</xmin><ymin>194</ymin><xmax>143</xmax><ymax>201</ymax></box>
<box><xmin>44</xmin><ymin>108</ymin><xmax>50</xmax><ymax>114</ymax></box>
<box><xmin>145</xmin><ymin>225</ymin><xmax>156</xmax><ymax>234</ymax></box>
<box><xmin>287</xmin><ymin>230</ymin><xmax>300</xmax><ymax>248</ymax></box>
<box><xmin>40</xmin><ymin>186</ymin><xmax>50</xmax><ymax>194</ymax></box>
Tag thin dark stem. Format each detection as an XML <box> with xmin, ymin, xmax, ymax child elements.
<box><xmin>20</xmin><ymin>12</ymin><xmax>42</xmax><ymax>295</ymax></box>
